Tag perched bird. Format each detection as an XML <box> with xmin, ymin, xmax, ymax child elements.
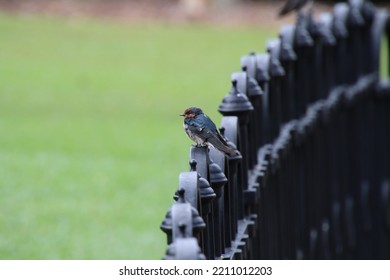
<box><xmin>278</xmin><ymin>0</ymin><xmax>311</xmax><ymax>17</ymax></box>
<box><xmin>180</xmin><ymin>107</ymin><xmax>238</xmax><ymax>156</ymax></box>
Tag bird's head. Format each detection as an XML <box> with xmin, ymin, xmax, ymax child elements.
<box><xmin>179</xmin><ymin>107</ymin><xmax>203</xmax><ymax>119</ymax></box>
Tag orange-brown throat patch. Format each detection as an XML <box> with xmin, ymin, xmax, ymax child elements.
<box><xmin>185</xmin><ymin>113</ymin><xmax>195</xmax><ymax>119</ymax></box>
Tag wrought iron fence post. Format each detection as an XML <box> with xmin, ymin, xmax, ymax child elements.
<box><xmin>209</xmin><ymin>156</ymin><xmax>228</xmax><ymax>259</ymax></box>
<box><xmin>333</xmin><ymin>3</ymin><xmax>350</xmax><ymax>85</ymax></box>
<box><xmin>233</xmin><ymin>71</ymin><xmax>262</xmax><ymax>170</ymax></box>
<box><xmin>241</xmin><ymin>52</ymin><xmax>265</xmax><ymax>154</ymax></box>
<box><xmin>267</xmin><ymin>39</ymin><xmax>286</xmax><ymax>141</ymax></box>
<box><xmin>294</xmin><ymin>12</ymin><xmax>314</xmax><ymax>117</ymax></box>
<box><xmin>347</xmin><ymin>0</ymin><xmax>365</xmax><ymax>81</ymax></box>
<box><xmin>279</xmin><ymin>25</ymin><xmax>298</xmax><ymax>120</ymax></box>
<box><xmin>317</xmin><ymin>13</ymin><xmax>337</xmax><ymax>98</ymax></box>
<box><xmin>220</xmin><ymin>117</ymin><xmax>242</xmax><ymax>256</ymax></box>
<box><xmin>188</xmin><ymin>146</ymin><xmax>212</xmax><ymax>257</ymax></box>
<box><xmin>255</xmin><ymin>54</ymin><xmax>271</xmax><ymax>145</ymax></box>
<box><xmin>188</xmin><ymin>160</ymin><xmax>216</xmax><ymax>260</ymax></box>
<box><xmin>218</xmin><ymin>79</ymin><xmax>253</xmax><ymax>208</ymax></box>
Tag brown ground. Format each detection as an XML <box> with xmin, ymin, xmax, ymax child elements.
<box><xmin>0</xmin><ymin>0</ymin><xmax>388</xmax><ymax>27</ymax></box>
<box><xmin>0</xmin><ymin>0</ymin><xmax>333</xmax><ymax>27</ymax></box>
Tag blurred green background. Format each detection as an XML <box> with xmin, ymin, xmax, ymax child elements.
<box><xmin>0</xmin><ymin>11</ymin><xmax>274</xmax><ymax>259</ymax></box>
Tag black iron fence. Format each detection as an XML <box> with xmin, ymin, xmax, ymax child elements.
<box><xmin>160</xmin><ymin>0</ymin><xmax>390</xmax><ymax>259</ymax></box>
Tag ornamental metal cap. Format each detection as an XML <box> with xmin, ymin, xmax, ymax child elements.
<box><xmin>332</xmin><ymin>8</ymin><xmax>349</xmax><ymax>39</ymax></box>
<box><xmin>218</xmin><ymin>80</ymin><xmax>253</xmax><ymax>116</ymax></box>
<box><xmin>161</xmin><ymin>189</ymin><xmax>206</xmax><ymax>235</ymax></box>
<box><xmin>209</xmin><ymin>158</ymin><xmax>228</xmax><ymax>189</ymax></box>
<box><xmin>317</xmin><ymin>13</ymin><xmax>337</xmax><ymax>46</ymax></box>
<box><xmin>240</xmin><ymin>52</ymin><xmax>257</xmax><ymax>79</ymax></box>
<box><xmin>348</xmin><ymin>0</ymin><xmax>365</xmax><ymax>26</ymax></box>
<box><xmin>187</xmin><ymin>158</ymin><xmax>215</xmax><ymax>201</ymax></box>
<box><xmin>361</xmin><ymin>0</ymin><xmax>375</xmax><ymax>24</ymax></box>
<box><xmin>267</xmin><ymin>39</ymin><xmax>286</xmax><ymax>77</ymax></box>
<box><xmin>295</xmin><ymin>13</ymin><xmax>314</xmax><ymax>47</ymax></box>
<box><xmin>199</xmin><ymin>176</ymin><xmax>216</xmax><ymax>202</ymax></box>
<box><xmin>280</xmin><ymin>25</ymin><xmax>297</xmax><ymax>62</ymax></box>
<box><xmin>255</xmin><ymin>54</ymin><xmax>271</xmax><ymax>83</ymax></box>
<box><xmin>219</xmin><ymin>127</ymin><xmax>242</xmax><ymax>161</ymax></box>
<box><xmin>177</xmin><ymin>189</ymin><xmax>206</xmax><ymax>233</ymax></box>
<box><xmin>247</xmin><ymin>76</ymin><xmax>263</xmax><ymax>98</ymax></box>
<box><xmin>160</xmin><ymin>208</ymin><xmax>173</xmax><ymax>234</ymax></box>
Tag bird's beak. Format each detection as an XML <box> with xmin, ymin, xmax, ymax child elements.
<box><xmin>179</xmin><ymin>113</ymin><xmax>185</xmax><ymax>117</ymax></box>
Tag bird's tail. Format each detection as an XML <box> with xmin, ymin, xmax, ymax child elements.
<box><xmin>208</xmin><ymin>137</ymin><xmax>239</xmax><ymax>156</ymax></box>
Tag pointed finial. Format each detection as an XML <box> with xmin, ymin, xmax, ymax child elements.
<box><xmin>189</xmin><ymin>159</ymin><xmax>197</xmax><ymax>171</ymax></box>
<box><xmin>177</xmin><ymin>188</ymin><xmax>185</xmax><ymax>202</ymax></box>
<box><xmin>231</xmin><ymin>79</ymin><xmax>238</xmax><ymax>91</ymax></box>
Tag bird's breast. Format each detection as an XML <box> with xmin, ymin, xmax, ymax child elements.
<box><xmin>183</xmin><ymin>123</ymin><xmax>205</xmax><ymax>145</ymax></box>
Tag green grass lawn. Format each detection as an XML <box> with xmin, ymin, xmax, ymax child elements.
<box><xmin>0</xmin><ymin>13</ymin><xmax>274</xmax><ymax>259</ymax></box>
<box><xmin>381</xmin><ymin>35</ymin><xmax>389</xmax><ymax>78</ymax></box>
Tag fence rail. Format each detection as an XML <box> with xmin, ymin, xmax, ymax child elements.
<box><xmin>160</xmin><ymin>0</ymin><xmax>390</xmax><ymax>260</ymax></box>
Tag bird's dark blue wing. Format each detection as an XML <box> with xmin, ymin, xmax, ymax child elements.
<box><xmin>196</xmin><ymin>114</ymin><xmax>218</xmax><ymax>131</ymax></box>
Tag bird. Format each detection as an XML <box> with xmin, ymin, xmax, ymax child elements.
<box><xmin>180</xmin><ymin>107</ymin><xmax>238</xmax><ymax>156</ymax></box>
<box><xmin>278</xmin><ymin>0</ymin><xmax>311</xmax><ymax>17</ymax></box>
